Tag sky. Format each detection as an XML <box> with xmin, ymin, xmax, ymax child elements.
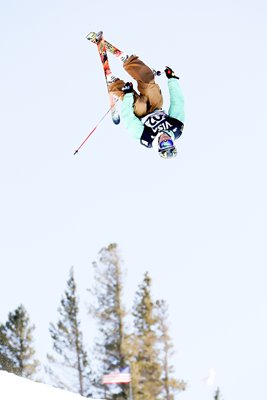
<box><xmin>1</xmin><ymin>0</ymin><xmax>267</xmax><ymax>399</ymax></box>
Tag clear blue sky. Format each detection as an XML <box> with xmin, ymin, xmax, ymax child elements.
<box><xmin>1</xmin><ymin>1</ymin><xmax>267</xmax><ymax>399</ymax></box>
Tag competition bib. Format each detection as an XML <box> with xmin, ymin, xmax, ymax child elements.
<box><xmin>143</xmin><ymin>110</ymin><xmax>172</xmax><ymax>133</ymax></box>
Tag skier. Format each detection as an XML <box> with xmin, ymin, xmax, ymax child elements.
<box><xmin>108</xmin><ymin>55</ymin><xmax>185</xmax><ymax>159</ymax></box>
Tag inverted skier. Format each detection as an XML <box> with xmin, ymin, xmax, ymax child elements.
<box><xmin>109</xmin><ymin>56</ymin><xmax>185</xmax><ymax>159</ymax></box>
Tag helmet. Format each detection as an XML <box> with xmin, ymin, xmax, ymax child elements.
<box><xmin>159</xmin><ymin>146</ymin><xmax>177</xmax><ymax>159</ymax></box>
<box><xmin>157</xmin><ymin>130</ymin><xmax>177</xmax><ymax>159</ymax></box>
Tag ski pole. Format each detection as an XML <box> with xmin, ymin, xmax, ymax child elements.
<box><xmin>73</xmin><ymin>105</ymin><xmax>113</xmax><ymax>155</ymax></box>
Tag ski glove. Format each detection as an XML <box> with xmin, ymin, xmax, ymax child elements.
<box><xmin>122</xmin><ymin>82</ymin><xmax>134</xmax><ymax>94</ymax></box>
<box><xmin>165</xmin><ymin>67</ymin><xmax>179</xmax><ymax>80</ymax></box>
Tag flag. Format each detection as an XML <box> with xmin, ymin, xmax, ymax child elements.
<box><xmin>102</xmin><ymin>367</ymin><xmax>131</xmax><ymax>384</ymax></box>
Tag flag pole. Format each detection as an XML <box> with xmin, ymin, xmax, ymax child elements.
<box><xmin>129</xmin><ymin>366</ymin><xmax>133</xmax><ymax>400</ymax></box>
<box><xmin>129</xmin><ymin>380</ymin><xmax>133</xmax><ymax>400</ymax></box>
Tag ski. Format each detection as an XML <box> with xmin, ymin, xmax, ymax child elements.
<box><xmin>93</xmin><ymin>31</ymin><xmax>120</xmax><ymax>125</ymax></box>
<box><xmin>87</xmin><ymin>31</ymin><xmax>162</xmax><ymax>76</ymax></box>
<box><xmin>86</xmin><ymin>31</ymin><xmax>128</xmax><ymax>62</ymax></box>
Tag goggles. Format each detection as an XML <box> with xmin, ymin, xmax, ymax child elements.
<box><xmin>159</xmin><ymin>138</ymin><xmax>174</xmax><ymax>150</ymax></box>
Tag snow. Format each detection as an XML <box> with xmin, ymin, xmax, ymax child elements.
<box><xmin>0</xmin><ymin>371</ymin><xmax>102</xmax><ymax>400</ymax></box>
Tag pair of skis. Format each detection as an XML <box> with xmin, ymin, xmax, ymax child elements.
<box><xmin>87</xmin><ymin>31</ymin><xmax>127</xmax><ymax>125</ymax></box>
<box><xmin>74</xmin><ymin>31</ymin><xmax>127</xmax><ymax>155</ymax></box>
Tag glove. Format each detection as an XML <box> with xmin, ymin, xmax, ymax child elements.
<box><xmin>164</xmin><ymin>67</ymin><xmax>179</xmax><ymax>80</ymax></box>
<box><xmin>122</xmin><ymin>82</ymin><xmax>134</xmax><ymax>94</ymax></box>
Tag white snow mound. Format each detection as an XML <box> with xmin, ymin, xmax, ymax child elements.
<box><xmin>0</xmin><ymin>370</ymin><xmax>97</xmax><ymax>400</ymax></box>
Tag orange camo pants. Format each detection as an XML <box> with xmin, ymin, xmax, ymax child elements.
<box><xmin>108</xmin><ymin>55</ymin><xmax>163</xmax><ymax>118</ymax></box>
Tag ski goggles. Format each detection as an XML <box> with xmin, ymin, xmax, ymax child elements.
<box><xmin>159</xmin><ymin>138</ymin><xmax>174</xmax><ymax>150</ymax></box>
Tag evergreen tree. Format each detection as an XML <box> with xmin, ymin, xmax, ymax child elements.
<box><xmin>89</xmin><ymin>243</ymin><xmax>128</xmax><ymax>400</ymax></box>
<box><xmin>156</xmin><ymin>300</ymin><xmax>187</xmax><ymax>399</ymax></box>
<box><xmin>214</xmin><ymin>387</ymin><xmax>223</xmax><ymax>400</ymax></box>
<box><xmin>47</xmin><ymin>267</ymin><xmax>90</xmax><ymax>396</ymax></box>
<box><xmin>131</xmin><ymin>272</ymin><xmax>162</xmax><ymax>400</ymax></box>
<box><xmin>0</xmin><ymin>304</ymin><xmax>39</xmax><ymax>378</ymax></box>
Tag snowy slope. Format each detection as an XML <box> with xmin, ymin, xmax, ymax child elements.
<box><xmin>0</xmin><ymin>371</ymin><xmax>99</xmax><ymax>400</ymax></box>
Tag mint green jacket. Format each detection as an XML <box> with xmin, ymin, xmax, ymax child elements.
<box><xmin>121</xmin><ymin>78</ymin><xmax>185</xmax><ymax>140</ymax></box>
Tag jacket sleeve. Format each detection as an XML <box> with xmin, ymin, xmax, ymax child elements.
<box><xmin>121</xmin><ymin>93</ymin><xmax>144</xmax><ymax>140</ymax></box>
<box><xmin>168</xmin><ymin>78</ymin><xmax>185</xmax><ymax>123</ymax></box>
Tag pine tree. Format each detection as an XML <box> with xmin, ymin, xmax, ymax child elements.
<box><xmin>89</xmin><ymin>243</ymin><xmax>128</xmax><ymax>400</ymax></box>
<box><xmin>47</xmin><ymin>267</ymin><xmax>90</xmax><ymax>396</ymax></box>
<box><xmin>214</xmin><ymin>387</ymin><xmax>222</xmax><ymax>400</ymax></box>
<box><xmin>131</xmin><ymin>272</ymin><xmax>162</xmax><ymax>400</ymax></box>
<box><xmin>0</xmin><ymin>304</ymin><xmax>39</xmax><ymax>378</ymax></box>
<box><xmin>156</xmin><ymin>300</ymin><xmax>187</xmax><ymax>399</ymax></box>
